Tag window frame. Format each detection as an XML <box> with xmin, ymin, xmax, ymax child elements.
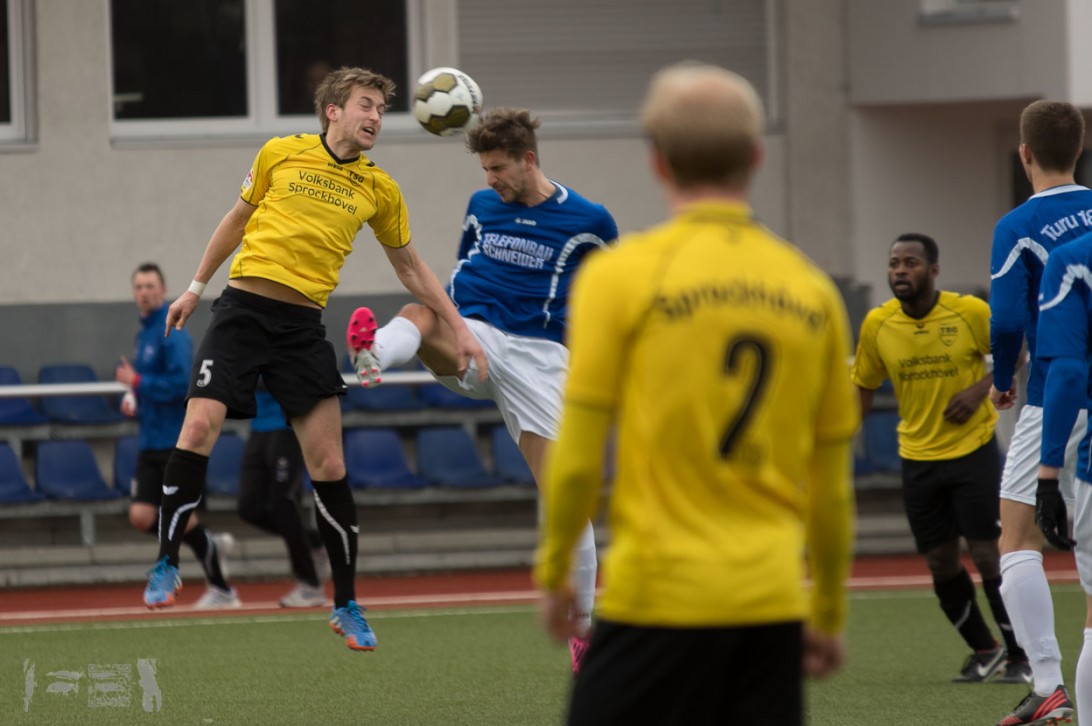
<box><xmin>107</xmin><ymin>0</ymin><xmax>424</xmax><ymax>142</ymax></box>
<box><xmin>0</xmin><ymin>0</ymin><xmax>32</xmax><ymax>144</ymax></box>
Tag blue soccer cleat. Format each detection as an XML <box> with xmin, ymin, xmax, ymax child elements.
<box><xmin>329</xmin><ymin>600</ymin><xmax>377</xmax><ymax>651</ymax></box>
<box><xmin>144</xmin><ymin>556</ymin><xmax>182</xmax><ymax>609</ymax></box>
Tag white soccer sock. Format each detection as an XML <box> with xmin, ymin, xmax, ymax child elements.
<box><xmin>1000</xmin><ymin>550</ymin><xmax>1064</xmax><ymax>695</ymax></box>
<box><xmin>1077</xmin><ymin>628</ymin><xmax>1092</xmax><ymax>724</ymax></box>
<box><xmin>373</xmin><ymin>316</ymin><xmax>422</xmax><ymax>370</ymax></box>
<box><xmin>568</xmin><ymin>522</ymin><xmax>597</xmax><ymax>638</ymax></box>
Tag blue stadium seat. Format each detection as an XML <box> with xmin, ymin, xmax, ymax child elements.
<box><xmin>418</xmin><ymin>383</ymin><xmax>496</xmax><ymax>410</ymax></box>
<box><xmin>35</xmin><ymin>440</ymin><xmax>124</xmax><ymax>500</ymax></box>
<box><xmin>860</xmin><ymin>410</ymin><xmax>901</xmax><ymax>473</ymax></box>
<box><xmin>0</xmin><ymin>443</ymin><xmax>45</xmax><ymax>503</ymax></box>
<box><xmin>0</xmin><ymin>366</ymin><xmax>48</xmax><ymax>425</ymax></box>
<box><xmin>113</xmin><ymin>435</ymin><xmax>140</xmax><ymax>495</ymax></box>
<box><xmin>38</xmin><ymin>363</ymin><xmax>125</xmax><ymax>424</ymax></box>
<box><xmin>490</xmin><ymin>426</ymin><xmax>535</xmax><ymax>485</ymax></box>
<box><xmin>343</xmin><ymin>428</ymin><xmax>426</xmax><ymax>489</ymax></box>
<box><xmin>345</xmin><ymin>383</ymin><xmax>426</xmax><ymax>412</ymax></box>
<box><xmin>416</xmin><ymin>426</ymin><xmax>502</xmax><ymax>488</ymax></box>
<box><xmin>207</xmin><ymin>432</ymin><xmax>245</xmax><ymax>496</ymax></box>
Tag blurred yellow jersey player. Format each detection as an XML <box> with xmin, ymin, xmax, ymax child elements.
<box><xmin>534</xmin><ymin>62</ymin><xmax>858</xmax><ymax>725</ymax></box>
<box><xmin>544</xmin><ymin>203</ymin><xmax>858</xmax><ymax>626</ymax></box>
<box><xmin>852</xmin><ymin>290</ymin><xmax>995</xmax><ymax>459</ymax></box>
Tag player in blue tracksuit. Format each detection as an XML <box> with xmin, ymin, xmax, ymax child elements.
<box><xmin>988</xmin><ymin>102</ymin><xmax>1092</xmax><ymax>720</ymax></box>
<box><xmin>116</xmin><ymin>262</ymin><xmax>238</xmax><ymax>608</ymax></box>
<box><xmin>346</xmin><ymin>107</ymin><xmax>616</xmax><ymax>673</ymax></box>
<box><xmin>1032</xmin><ymin>234</ymin><xmax>1092</xmax><ymax>725</ymax></box>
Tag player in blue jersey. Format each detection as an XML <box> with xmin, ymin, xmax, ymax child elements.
<box><xmin>115</xmin><ymin>263</ymin><xmax>239</xmax><ymax>608</ymax></box>
<box><xmin>1016</xmin><ymin>236</ymin><xmax>1092</xmax><ymax>725</ymax></box>
<box><xmin>347</xmin><ymin>107</ymin><xmax>617</xmax><ymax>672</ymax></box>
<box><xmin>990</xmin><ymin>100</ymin><xmax>1091</xmax><ymax>725</ymax></box>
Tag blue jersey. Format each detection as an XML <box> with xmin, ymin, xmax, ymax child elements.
<box><xmin>132</xmin><ymin>304</ymin><xmax>193</xmax><ymax>451</ymax></box>
<box><xmin>990</xmin><ymin>184</ymin><xmax>1092</xmax><ymax>405</ymax></box>
<box><xmin>251</xmin><ymin>388</ymin><xmax>289</xmax><ymax>433</ymax></box>
<box><xmin>449</xmin><ymin>182</ymin><xmax>617</xmax><ymax>344</ymax></box>
<box><xmin>1037</xmin><ymin>234</ymin><xmax>1092</xmax><ymax>476</ymax></box>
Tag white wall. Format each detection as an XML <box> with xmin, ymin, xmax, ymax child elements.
<box><xmin>849</xmin><ymin>102</ymin><xmax>1028</xmax><ymax>303</ymax></box>
<box><xmin>849</xmin><ymin>0</ymin><xmax>1075</xmax><ymax>105</ymax></box>
<box><xmin>0</xmin><ymin>0</ymin><xmax>803</xmax><ymax>306</ymax></box>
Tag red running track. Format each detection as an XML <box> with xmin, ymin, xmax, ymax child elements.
<box><xmin>0</xmin><ymin>552</ymin><xmax>1080</xmax><ymax>627</ymax></box>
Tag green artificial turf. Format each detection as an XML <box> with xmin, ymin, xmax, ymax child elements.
<box><xmin>2</xmin><ymin>586</ymin><xmax>1086</xmax><ymax>725</ymax></box>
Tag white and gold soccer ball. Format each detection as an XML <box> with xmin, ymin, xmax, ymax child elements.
<box><xmin>412</xmin><ymin>67</ymin><xmax>483</xmax><ymax>137</ymax></box>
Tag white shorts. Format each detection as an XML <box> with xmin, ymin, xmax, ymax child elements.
<box><xmin>428</xmin><ymin>318</ymin><xmax>567</xmax><ymax>443</ymax></box>
<box><xmin>1072</xmin><ymin>480</ymin><xmax>1092</xmax><ymax>594</ymax></box>
<box><xmin>999</xmin><ymin>405</ymin><xmax>1086</xmax><ymax>506</ymax></box>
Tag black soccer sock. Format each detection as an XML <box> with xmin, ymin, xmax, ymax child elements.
<box><xmin>183</xmin><ymin>524</ymin><xmax>229</xmax><ymax>591</ymax></box>
<box><xmin>934</xmin><ymin>568</ymin><xmax>997</xmax><ymax>652</ymax></box>
<box><xmin>982</xmin><ymin>575</ymin><xmax>1027</xmax><ymax>661</ymax></box>
<box><xmin>312</xmin><ymin>477</ymin><xmax>358</xmax><ymax>608</ymax></box>
<box><xmin>157</xmin><ymin>448</ymin><xmax>208</xmax><ymax>568</ymax></box>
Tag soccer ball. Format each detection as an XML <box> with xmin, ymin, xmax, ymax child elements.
<box><xmin>412</xmin><ymin>67</ymin><xmax>483</xmax><ymax>137</ymax></box>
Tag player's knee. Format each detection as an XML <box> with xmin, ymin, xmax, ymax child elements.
<box><xmin>176</xmin><ymin>401</ymin><xmax>225</xmax><ymax>453</ymax></box>
<box><xmin>129</xmin><ymin>506</ymin><xmax>156</xmax><ymax>532</ymax></box>
<box><xmin>924</xmin><ymin>546</ymin><xmax>962</xmax><ymax>580</ymax></box>
<box><xmin>396</xmin><ymin>303</ymin><xmax>437</xmax><ymax>335</ymax></box>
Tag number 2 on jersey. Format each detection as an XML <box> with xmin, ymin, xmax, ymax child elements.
<box><xmin>720</xmin><ymin>336</ymin><xmax>771</xmax><ymax>459</ymax></box>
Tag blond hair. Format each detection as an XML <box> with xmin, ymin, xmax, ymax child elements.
<box><xmin>640</xmin><ymin>62</ymin><xmax>764</xmax><ymax>189</ymax></box>
<box><xmin>314</xmin><ymin>67</ymin><xmax>397</xmax><ymax>133</ymax></box>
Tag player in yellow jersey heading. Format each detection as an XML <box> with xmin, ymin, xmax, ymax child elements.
<box><xmin>852</xmin><ymin>233</ymin><xmax>1028</xmax><ymax>686</ymax></box>
<box><xmin>534</xmin><ymin>62</ymin><xmax>859</xmax><ymax>724</ymax></box>
<box><xmin>142</xmin><ymin>67</ymin><xmax>487</xmax><ymax>652</ymax></box>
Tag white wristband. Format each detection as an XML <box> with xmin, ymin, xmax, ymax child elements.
<box><xmin>187</xmin><ymin>280</ymin><xmax>206</xmax><ymax>297</ymax></box>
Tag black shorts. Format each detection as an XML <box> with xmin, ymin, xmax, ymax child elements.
<box><xmin>190</xmin><ymin>287</ymin><xmax>347</xmax><ymax>420</ymax></box>
<box><xmin>129</xmin><ymin>449</ymin><xmax>172</xmax><ymax>505</ymax></box>
<box><xmin>130</xmin><ymin>449</ymin><xmax>203</xmax><ymax>512</ymax></box>
<box><xmin>901</xmin><ymin>436</ymin><xmax>1001</xmax><ymax>553</ymax></box>
<box><xmin>568</xmin><ymin>619</ymin><xmax>803</xmax><ymax>725</ymax></box>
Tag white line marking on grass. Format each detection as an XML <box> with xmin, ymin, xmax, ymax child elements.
<box><xmin>0</xmin><ymin>605</ymin><xmax>535</xmax><ymax>635</ymax></box>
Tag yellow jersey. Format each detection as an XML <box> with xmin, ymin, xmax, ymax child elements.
<box><xmin>538</xmin><ymin>200</ymin><xmax>858</xmax><ymax>627</ymax></box>
<box><xmin>851</xmin><ymin>292</ymin><xmax>996</xmax><ymax>460</ymax></box>
<box><xmin>230</xmin><ymin>133</ymin><xmax>411</xmax><ymax>306</ymax></box>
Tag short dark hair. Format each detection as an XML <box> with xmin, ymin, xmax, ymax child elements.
<box><xmin>1020</xmin><ymin>100</ymin><xmax>1085</xmax><ymax>173</ymax></box>
<box><xmin>893</xmin><ymin>233</ymin><xmax>939</xmax><ymax>264</ymax></box>
<box><xmin>465</xmin><ymin>107</ymin><xmax>541</xmax><ymax>160</ymax></box>
<box><xmin>132</xmin><ymin>262</ymin><xmax>165</xmax><ymax>285</ymax></box>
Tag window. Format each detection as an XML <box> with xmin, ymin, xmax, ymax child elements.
<box><xmin>919</xmin><ymin>0</ymin><xmax>1020</xmax><ymax>27</ymax></box>
<box><xmin>111</xmin><ymin>0</ymin><xmax>248</xmax><ymax>120</ymax></box>
<box><xmin>0</xmin><ymin>0</ymin><xmax>10</xmax><ymax>124</ymax></box>
<box><xmin>274</xmin><ymin>0</ymin><xmax>407</xmax><ymax>116</ymax></box>
<box><xmin>109</xmin><ymin>0</ymin><xmax>410</xmax><ymax>140</ymax></box>
<box><xmin>456</xmin><ymin>0</ymin><xmax>775</xmax><ymax>129</ymax></box>
<box><xmin>0</xmin><ymin>0</ymin><xmax>31</xmax><ymax>143</ymax></box>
